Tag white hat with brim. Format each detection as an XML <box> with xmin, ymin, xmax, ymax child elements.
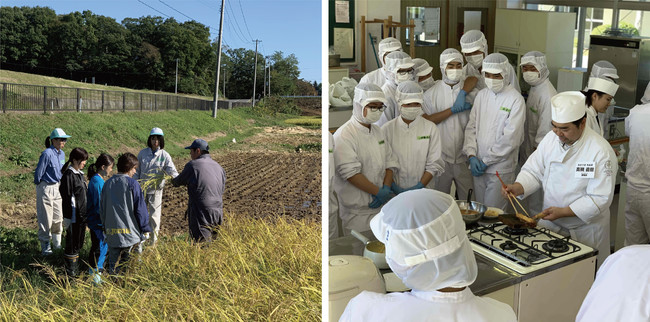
<box><xmin>150</xmin><ymin>127</ymin><xmax>164</xmax><ymax>136</ymax></box>
<box><xmin>360</xmin><ymin>96</ymin><xmax>387</xmax><ymax>108</ymax></box>
<box><xmin>461</xmin><ymin>45</ymin><xmax>483</xmax><ymax>53</ymax></box>
<box><xmin>399</xmin><ymin>97</ymin><xmax>424</xmax><ymax>106</ymax></box>
<box><xmin>50</xmin><ymin>128</ymin><xmax>71</xmax><ymax>139</ymax></box>
<box><xmin>397</xmin><ymin>62</ymin><xmax>416</xmax><ymax>70</ymax></box>
<box><xmin>482</xmin><ymin>66</ymin><xmax>503</xmax><ymax>75</ymax></box>
<box><xmin>551</xmin><ymin>91</ymin><xmax>587</xmax><ymax>123</ymax></box>
<box><xmin>587</xmin><ymin>77</ymin><xmax>619</xmax><ymax>97</ymax></box>
<box><xmin>416</xmin><ymin>66</ymin><xmax>433</xmax><ymax>77</ymax></box>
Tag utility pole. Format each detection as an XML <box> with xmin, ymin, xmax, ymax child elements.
<box><xmin>263</xmin><ymin>63</ymin><xmax>266</xmax><ymax>97</ymax></box>
<box><xmin>252</xmin><ymin>39</ymin><xmax>261</xmax><ymax>107</ymax></box>
<box><xmin>175</xmin><ymin>58</ymin><xmax>179</xmax><ymax>94</ymax></box>
<box><xmin>222</xmin><ymin>65</ymin><xmax>226</xmax><ymax>98</ymax></box>
<box><xmin>268</xmin><ymin>63</ymin><xmax>271</xmax><ymax>96</ymax></box>
<box><xmin>212</xmin><ymin>0</ymin><xmax>226</xmax><ymax>118</ymax></box>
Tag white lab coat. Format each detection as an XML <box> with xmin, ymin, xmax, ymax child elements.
<box><xmin>340</xmin><ymin>288</ymin><xmax>517</xmax><ymax>322</ymax></box>
<box><xmin>624</xmin><ymin>103</ymin><xmax>650</xmax><ymax>244</ymax></box>
<box><xmin>521</xmin><ymin>78</ymin><xmax>556</xmax><ymax>162</ymax></box>
<box><xmin>516</xmin><ymin>127</ymin><xmax>617</xmax><ymax>268</ymax></box>
<box><xmin>375</xmin><ymin>83</ymin><xmax>398</xmax><ymax>127</ymax></box>
<box><xmin>329</xmin><ymin>133</ymin><xmax>340</xmax><ymax>239</ymax></box>
<box><xmin>359</xmin><ymin>68</ymin><xmax>388</xmax><ymax>89</ymax></box>
<box><xmin>423</xmin><ymin>80</ymin><xmax>473</xmax><ymax>199</ymax></box>
<box><xmin>585</xmin><ymin>105</ymin><xmax>605</xmax><ymax>137</ymax></box>
<box><xmin>382</xmin><ymin>116</ymin><xmax>444</xmax><ymax>188</ymax></box>
<box><xmin>333</xmin><ymin>117</ymin><xmax>398</xmax><ymax>233</ymax></box>
<box><xmin>576</xmin><ymin>245</ymin><xmax>650</xmax><ymax>322</ymax></box>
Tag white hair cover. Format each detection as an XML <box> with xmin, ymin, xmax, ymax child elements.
<box><xmin>482</xmin><ymin>53</ymin><xmax>511</xmax><ymax>87</ymax></box>
<box><xmin>353</xmin><ymin>82</ymin><xmax>386</xmax><ymax>123</ymax></box>
<box><xmin>412</xmin><ymin>58</ymin><xmax>433</xmax><ymax>77</ymax></box>
<box><xmin>439</xmin><ymin>48</ymin><xmax>465</xmax><ymax>85</ymax></box>
<box><xmin>460</xmin><ymin>30</ymin><xmax>488</xmax><ymax>54</ymax></box>
<box><xmin>589</xmin><ymin>60</ymin><xmax>619</xmax><ymax>80</ymax></box>
<box><xmin>396</xmin><ymin>81</ymin><xmax>424</xmax><ymax>106</ymax></box>
<box><xmin>520</xmin><ymin>51</ymin><xmax>549</xmax><ymax>86</ymax></box>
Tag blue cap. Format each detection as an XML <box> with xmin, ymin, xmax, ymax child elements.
<box><xmin>50</xmin><ymin>128</ymin><xmax>71</xmax><ymax>139</ymax></box>
<box><xmin>185</xmin><ymin>139</ymin><xmax>209</xmax><ymax>151</ymax></box>
<box><xmin>150</xmin><ymin>127</ymin><xmax>164</xmax><ymax>136</ymax></box>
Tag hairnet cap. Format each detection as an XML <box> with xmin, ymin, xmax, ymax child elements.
<box><xmin>440</xmin><ymin>48</ymin><xmax>464</xmax><ymax>66</ymax></box>
<box><xmin>520</xmin><ymin>51</ymin><xmax>546</xmax><ymax>67</ymax></box>
<box><xmin>551</xmin><ymin>91</ymin><xmax>587</xmax><ymax>123</ymax></box>
<box><xmin>590</xmin><ymin>60</ymin><xmax>619</xmax><ymax>80</ymax></box>
<box><xmin>378</xmin><ymin>37</ymin><xmax>402</xmax><ymax>55</ymax></box>
<box><xmin>412</xmin><ymin>58</ymin><xmax>433</xmax><ymax>77</ymax></box>
<box><xmin>482</xmin><ymin>53</ymin><xmax>509</xmax><ymax>75</ymax></box>
<box><xmin>460</xmin><ymin>30</ymin><xmax>487</xmax><ymax>53</ymax></box>
<box><xmin>185</xmin><ymin>138</ymin><xmax>209</xmax><ymax>151</ymax></box>
<box><xmin>587</xmin><ymin>77</ymin><xmax>619</xmax><ymax>97</ymax></box>
<box><xmin>396</xmin><ymin>81</ymin><xmax>424</xmax><ymax>105</ymax></box>
<box><xmin>384</xmin><ymin>51</ymin><xmax>415</xmax><ymax>72</ymax></box>
<box><xmin>50</xmin><ymin>128</ymin><xmax>71</xmax><ymax>139</ymax></box>
<box><xmin>150</xmin><ymin>127</ymin><xmax>164</xmax><ymax>136</ymax></box>
<box><xmin>354</xmin><ymin>82</ymin><xmax>387</xmax><ymax>107</ymax></box>
<box><xmin>370</xmin><ymin>189</ymin><xmax>478</xmax><ymax>291</ymax></box>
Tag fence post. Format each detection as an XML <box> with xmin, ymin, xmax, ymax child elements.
<box><xmin>140</xmin><ymin>93</ymin><xmax>143</xmax><ymax>112</ymax></box>
<box><xmin>123</xmin><ymin>92</ymin><xmax>126</xmax><ymax>112</ymax></box>
<box><xmin>154</xmin><ymin>94</ymin><xmax>157</xmax><ymax>111</ymax></box>
<box><xmin>176</xmin><ymin>96</ymin><xmax>179</xmax><ymax>111</ymax></box>
<box><xmin>167</xmin><ymin>95</ymin><xmax>169</xmax><ymax>110</ymax></box>
<box><xmin>44</xmin><ymin>86</ymin><xmax>48</xmax><ymax>113</ymax></box>
<box><xmin>2</xmin><ymin>84</ymin><xmax>6</xmax><ymax>113</ymax></box>
<box><xmin>76</xmin><ymin>88</ymin><xmax>80</xmax><ymax>112</ymax></box>
<box><xmin>101</xmin><ymin>91</ymin><xmax>105</xmax><ymax>113</ymax></box>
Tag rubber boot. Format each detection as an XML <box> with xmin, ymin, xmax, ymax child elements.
<box><xmin>51</xmin><ymin>234</ymin><xmax>62</xmax><ymax>250</ymax></box>
<box><xmin>41</xmin><ymin>241</ymin><xmax>53</xmax><ymax>256</ymax></box>
<box><xmin>64</xmin><ymin>254</ymin><xmax>79</xmax><ymax>277</ymax></box>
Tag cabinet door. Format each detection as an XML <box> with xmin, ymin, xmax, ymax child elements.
<box><xmin>495</xmin><ymin>9</ymin><xmax>520</xmax><ymax>50</ymax></box>
<box><xmin>519</xmin><ymin>11</ymin><xmax>548</xmax><ymax>52</ymax></box>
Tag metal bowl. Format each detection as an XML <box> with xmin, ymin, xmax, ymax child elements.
<box><xmin>456</xmin><ymin>200</ymin><xmax>487</xmax><ymax>224</ymax></box>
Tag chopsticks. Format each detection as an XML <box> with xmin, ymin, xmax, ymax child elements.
<box><xmin>496</xmin><ymin>171</ymin><xmax>531</xmax><ymax>218</ymax></box>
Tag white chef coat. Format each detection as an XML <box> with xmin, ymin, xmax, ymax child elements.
<box><xmin>516</xmin><ymin>127</ymin><xmax>617</xmax><ymax>268</ymax></box>
<box><xmin>359</xmin><ymin>68</ymin><xmax>388</xmax><ymax>89</ymax></box>
<box><xmin>340</xmin><ymin>288</ymin><xmax>517</xmax><ymax>322</ymax></box>
<box><xmin>520</xmin><ymin>78</ymin><xmax>556</xmax><ymax>162</ymax></box>
<box><xmin>576</xmin><ymin>245</ymin><xmax>650</xmax><ymax>322</ymax></box>
<box><xmin>585</xmin><ymin>105</ymin><xmax>605</xmax><ymax>137</ymax></box>
<box><xmin>382</xmin><ymin>115</ymin><xmax>444</xmax><ymax>188</ymax></box>
<box><xmin>329</xmin><ymin>132</ymin><xmax>340</xmax><ymax>239</ymax></box>
<box><xmin>462</xmin><ymin>85</ymin><xmax>526</xmax><ymax>174</ymax></box>
<box><xmin>333</xmin><ymin>117</ymin><xmax>399</xmax><ymax>233</ymax></box>
<box><xmin>375</xmin><ymin>83</ymin><xmax>398</xmax><ymax>127</ymax></box>
<box><xmin>623</xmin><ymin>103</ymin><xmax>650</xmax><ymax>245</ymax></box>
<box><xmin>134</xmin><ymin>147</ymin><xmax>179</xmax><ymax>192</ymax></box>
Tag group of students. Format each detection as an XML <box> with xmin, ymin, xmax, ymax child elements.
<box><xmin>33</xmin><ymin>126</ymin><xmax>224</xmax><ymax>278</ymax></box>
<box><xmin>330</xmin><ymin>29</ymin><xmax>650</xmax><ymax>271</ymax></box>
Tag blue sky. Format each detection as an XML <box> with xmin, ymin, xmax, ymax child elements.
<box><xmin>2</xmin><ymin>0</ymin><xmax>322</xmax><ymax>83</ymax></box>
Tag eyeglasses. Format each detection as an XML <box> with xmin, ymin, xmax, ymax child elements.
<box><xmin>366</xmin><ymin>105</ymin><xmax>386</xmax><ymax>112</ymax></box>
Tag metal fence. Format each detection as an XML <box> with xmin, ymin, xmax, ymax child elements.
<box><xmin>0</xmin><ymin>82</ymin><xmax>223</xmax><ymax>113</ymax></box>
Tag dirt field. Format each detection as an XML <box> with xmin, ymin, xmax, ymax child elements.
<box><xmin>0</xmin><ymin>126</ymin><xmax>322</xmax><ymax>235</ymax></box>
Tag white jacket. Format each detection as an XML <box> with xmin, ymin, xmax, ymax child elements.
<box><xmin>333</xmin><ymin>117</ymin><xmax>399</xmax><ymax>218</ymax></box>
<box><xmin>134</xmin><ymin>148</ymin><xmax>179</xmax><ymax>193</ymax></box>
<box><xmin>516</xmin><ymin>127</ymin><xmax>617</xmax><ymax>267</ymax></box>
<box><xmin>375</xmin><ymin>83</ymin><xmax>398</xmax><ymax>127</ymax></box>
<box><xmin>340</xmin><ymin>288</ymin><xmax>517</xmax><ymax>322</ymax></box>
<box><xmin>423</xmin><ymin>80</ymin><xmax>470</xmax><ymax>164</ymax></box>
<box><xmin>586</xmin><ymin>105</ymin><xmax>605</xmax><ymax>137</ymax></box>
<box><xmin>359</xmin><ymin>68</ymin><xmax>387</xmax><ymax>89</ymax></box>
<box><xmin>463</xmin><ymin>86</ymin><xmax>526</xmax><ymax>173</ymax></box>
<box><xmin>625</xmin><ymin>103</ymin><xmax>650</xmax><ymax>192</ymax></box>
<box><xmin>521</xmin><ymin>78</ymin><xmax>556</xmax><ymax>162</ymax></box>
<box><xmin>382</xmin><ymin>116</ymin><xmax>444</xmax><ymax>187</ymax></box>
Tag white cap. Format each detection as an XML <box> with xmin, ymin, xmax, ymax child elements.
<box><xmin>353</xmin><ymin>83</ymin><xmax>386</xmax><ymax>123</ymax></box>
<box><xmin>396</xmin><ymin>81</ymin><xmax>424</xmax><ymax>106</ymax></box>
<box><xmin>482</xmin><ymin>53</ymin><xmax>511</xmax><ymax>86</ymax></box>
<box><xmin>412</xmin><ymin>58</ymin><xmax>433</xmax><ymax>77</ymax></box>
<box><xmin>590</xmin><ymin>60</ymin><xmax>619</xmax><ymax>80</ymax></box>
<box><xmin>50</xmin><ymin>128</ymin><xmax>71</xmax><ymax>139</ymax></box>
<box><xmin>551</xmin><ymin>91</ymin><xmax>587</xmax><ymax>123</ymax></box>
<box><xmin>370</xmin><ymin>189</ymin><xmax>478</xmax><ymax>291</ymax></box>
<box><xmin>384</xmin><ymin>51</ymin><xmax>415</xmax><ymax>74</ymax></box>
<box><xmin>460</xmin><ymin>30</ymin><xmax>487</xmax><ymax>53</ymax></box>
<box><xmin>150</xmin><ymin>127</ymin><xmax>164</xmax><ymax>136</ymax></box>
<box><xmin>520</xmin><ymin>51</ymin><xmax>549</xmax><ymax>85</ymax></box>
<box><xmin>378</xmin><ymin>37</ymin><xmax>403</xmax><ymax>64</ymax></box>
<box><xmin>587</xmin><ymin>77</ymin><xmax>619</xmax><ymax>97</ymax></box>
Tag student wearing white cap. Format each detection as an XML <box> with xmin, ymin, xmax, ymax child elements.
<box><xmin>382</xmin><ymin>81</ymin><xmax>444</xmax><ymax>194</ymax></box>
<box><xmin>463</xmin><ymin>53</ymin><xmax>526</xmax><ymax>210</ymax></box>
<box><xmin>584</xmin><ymin>76</ymin><xmax>619</xmax><ymax>137</ymax></box>
<box><xmin>33</xmin><ymin>128</ymin><xmax>71</xmax><ymax>256</ymax></box>
<box><xmin>359</xmin><ymin>37</ymin><xmax>403</xmax><ymax>88</ymax></box>
<box><xmin>376</xmin><ymin>51</ymin><xmax>417</xmax><ymax>126</ymax></box>
<box><xmin>459</xmin><ymin>30</ymin><xmax>520</xmax><ymax>98</ymax></box>
<box><xmin>422</xmin><ymin>48</ymin><xmax>477</xmax><ymax>200</ymax></box>
<box><xmin>333</xmin><ymin>83</ymin><xmax>399</xmax><ymax>234</ymax></box>
<box><xmin>519</xmin><ymin>51</ymin><xmax>557</xmax><ymax>214</ymax></box>
<box><xmin>340</xmin><ymin>189</ymin><xmax>517</xmax><ymax>321</ymax></box>
<box><xmin>502</xmin><ymin>91</ymin><xmax>617</xmax><ymax>269</ymax></box>
<box><xmin>576</xmin><ymin>245</ymin><xmax>650</xmax><ymax>322</ymax></box>
<box><xmin>412</xmin><ymin>58</ymin><xmax>435</xmax><ymax>91</ymax></box>
<box><xmin>623</xmin><ymin>83</ymin><xmax>650</xmax><ymax>245</ymax></box>
<box><xmin>134</xmin><ymin>127</ymin><xmax>179</xmax><ymax>246</ymax></box>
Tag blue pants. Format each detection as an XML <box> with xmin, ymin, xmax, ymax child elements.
<box><xmin>88</xmin><ymin>222</ymin><xmax>108</xmax><ymax>272</ymax></box>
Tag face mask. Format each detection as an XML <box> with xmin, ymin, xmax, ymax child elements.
<box><xmin>446</xmin><ymin>69</ymin><xmax>463</xmax><ymax>83</ymax></box>
<box><xmin>400</xmin><ymin>105</ymin><xmax>423</xmax><ymax>121</ymax></box>
<box><xmin>465</xmin><ymin>54</ymin><xmax>483</xmax><ymax>68</ymax></box>
<box><xmin>485</xmin><ymin>78</ymin><xmax>505</xmax><ymax>93</ymax></box>
<box><xmin>396</xmin><ymin>71</ymin><xmax>413</xmax><ymax>83</ymax></box>
<box><xmin>523</xmin><ymin>71</ymin><xmax>540</xmax><ymax>85</ymax></box>
<box><xmin>419</xmin><ymin>77</ymin><xmax>435</xmax><ymax>91</ymax></box>
<box><xmin>364</xmin><ymin>108</ymin><xmax>383</xmax><ymax>123</ymax></box>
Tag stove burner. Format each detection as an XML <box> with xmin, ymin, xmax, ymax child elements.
<box><xmin>542</xmin><ymin>239</ymin><xmax>570</xmax><ymax>253</ymax></box>
<box><xmin>500</xmin><ymin>240</ymin><xmax>518</xmax><ymax>250</ymax></box>
<box><xmin>502</xmin><ymin>226</ymin><xmax>528</xmax><ymax>235</ymax></box>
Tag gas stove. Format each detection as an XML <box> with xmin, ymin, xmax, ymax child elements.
<box><xmin>466</xmin><ymin>223</ymin><xmax>596</xmax><ymax>274</ymax></box>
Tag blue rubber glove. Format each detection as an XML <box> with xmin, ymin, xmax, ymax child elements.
<box><xmin>450</xmin><ymin>90</ymin><xmax>468</xmax><ymax>114</ymax></box>
<box><xmin>375</xmin><ymin>184</ymin><xmax>391</xmax><ymax>203</ymax></box>
<box><xmin>469</xmin><ymin>156</ymin><xmax>485</xmax><ymax>177</ymax></box>
<box><xmin>391</xmin><ymin>182</ymin><xmax>406</xmax><ymax>195</ymax></box>
<box><xmin>368</xmin><ymin>195</ymin><xmax>382</xmax><ymax>208</ymax></box>
<box><xmin>405</xmin><ymin>182</ymin><xmax>425</xmax><ymax>191</ymax></box>
<box><xmin>478</xmin><ymin>159</ymin><xmax>488</xmax><ymax>172</ymax></box>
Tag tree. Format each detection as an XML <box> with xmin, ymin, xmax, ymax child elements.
<box><xmin>268</xmin><ymin>51</ymin><xmax>300</xmax><ymax>96</ymax></box>
<box><xmin>0</xmin><ymin>6</ymin><xmax>57</xmax><ymax>69</ymax></box>
<box><xmin>295</xmin><ymin>78</ymin><xmax>317</xmax><ymax>96</ymax></box>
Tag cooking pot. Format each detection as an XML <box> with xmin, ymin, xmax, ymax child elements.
<box><xmin>456</xmin><ymin>201</ymin><xmax>486</xmax><ymax>224</ymax></box>
<box><xmin>329</xmin><ymin>255</ymin><xmax>385</xmax><ymax>322</ymax></box>
<box><xmin>351</xmin><ymin>230</ymin><xmax>389</xmax><ymax>269</ymax></box>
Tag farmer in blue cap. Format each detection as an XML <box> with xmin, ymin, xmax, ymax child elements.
<box><xmin>172</xmin><ymin>139</ymin><xmax>226</xmax><ymax>242</ymax></box>
<box><xmin>34</xmin><ymin>128</ymin><xmax>71</xmax><ymax>255</ymax></box>
<box><xmin>134</xmin><ymin>127</ymin><xmax>178</xmax><ymax>248</ymax></box>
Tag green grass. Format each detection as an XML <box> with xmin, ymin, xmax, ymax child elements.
<box><xmin>0</xmin><ymin>109</ymin><xmax>296</xmax><ymax>202</ymax></box>
<box><xmin>0</xmin><ymin>213</ymin><xmax>322</xmax><ymax>320</ymax></box>
<box><xmin>284</xmin><ymin>117</ymin><xmax>321</xmax><ymax>128</ymax></box>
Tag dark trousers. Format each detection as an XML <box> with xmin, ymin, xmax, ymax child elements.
<box><xmin>107</xmin><ymin>245</ymin><xmax>134</xmax><ymax>275</ymax></box>
<box><xmin>64</xmin><ymin>220</ymin><xmax>87</xmax><ymax>256</ymax></box>
<box><xmin>88</xmin><ymin>224</ymin><xmax>108</xmax><ymax>272</ymax></box>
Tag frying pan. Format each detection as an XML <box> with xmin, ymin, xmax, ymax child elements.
<box><xmin>497</xmin><ymin>213</ymin><xmax>537</xmax><ymax>229</ymax></box>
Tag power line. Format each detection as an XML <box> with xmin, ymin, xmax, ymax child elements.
<box><xmin>158</xmin><ymin>0</ymin><xmax>193</xmax><ymax>21</ymax></box>
<box><xmin>226</xmin><ymin>0</ymin><xmax>251</xmax><ymax>43</ymax></box>
<box><xmin>136</xmin><ymin>0</ymin><xmax>170</xmax><ymax>17</ymax></box>
<box><xmin>237</xmin><ymin>0</ymin><xmax>254</xmax><ymax>40</ymax></box>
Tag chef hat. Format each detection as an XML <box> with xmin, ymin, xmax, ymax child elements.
<box><xmin>370</xmin><ymin>189</ymin><xmax>478</xmax><ymax>291</ymax></box>
<box><xmin>396</xmin><ymin>81</ymin><xmax>424</xmax><ymax>106</ymax></box>
<box><xmin>589</xmin><ymin>60</ymin><xmax>619</xmax><ymax>80</ymax></box>
<box><xmin>412</xmin><ymin>58</ymin><xmax>433</xmax><ymax>77</ymax></box>
<box><xmin>482</xmin><ymin>53</ymin><xmax>511</xmax><ymax>86</ymax></box>
<box><xmin>551</xmin><ymin>91</ymin><xmax>587</xmax><ymax>123</ymax></box>
<box><xmin>460</xmin><ymin>30</ymin><xmax>488</xmax><ymax>54</ymax></box>
<box><xmin>352</xmin><ymin>83</ymin><xmax>386</xmax><ymax>123</ymax></box>
<box><xmin>587</xmin><ymin>77</ymin><xmax>619</xmax><ymax>97</ymax></box>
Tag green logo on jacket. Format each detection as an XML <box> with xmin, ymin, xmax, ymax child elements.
<box><xmin>378</xmin><ymin>140</ymin><xmax>385</xmax><ymax>145</ymax></box>
<box><xmin>500</xmin><ymin>107</ymin><xmax>511</xmax><ymax>112</ymax></box>
<box><xmin>417</xmin><ymin>135</ymin><xmax>430</xmax><ymax>140</ymax></box>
